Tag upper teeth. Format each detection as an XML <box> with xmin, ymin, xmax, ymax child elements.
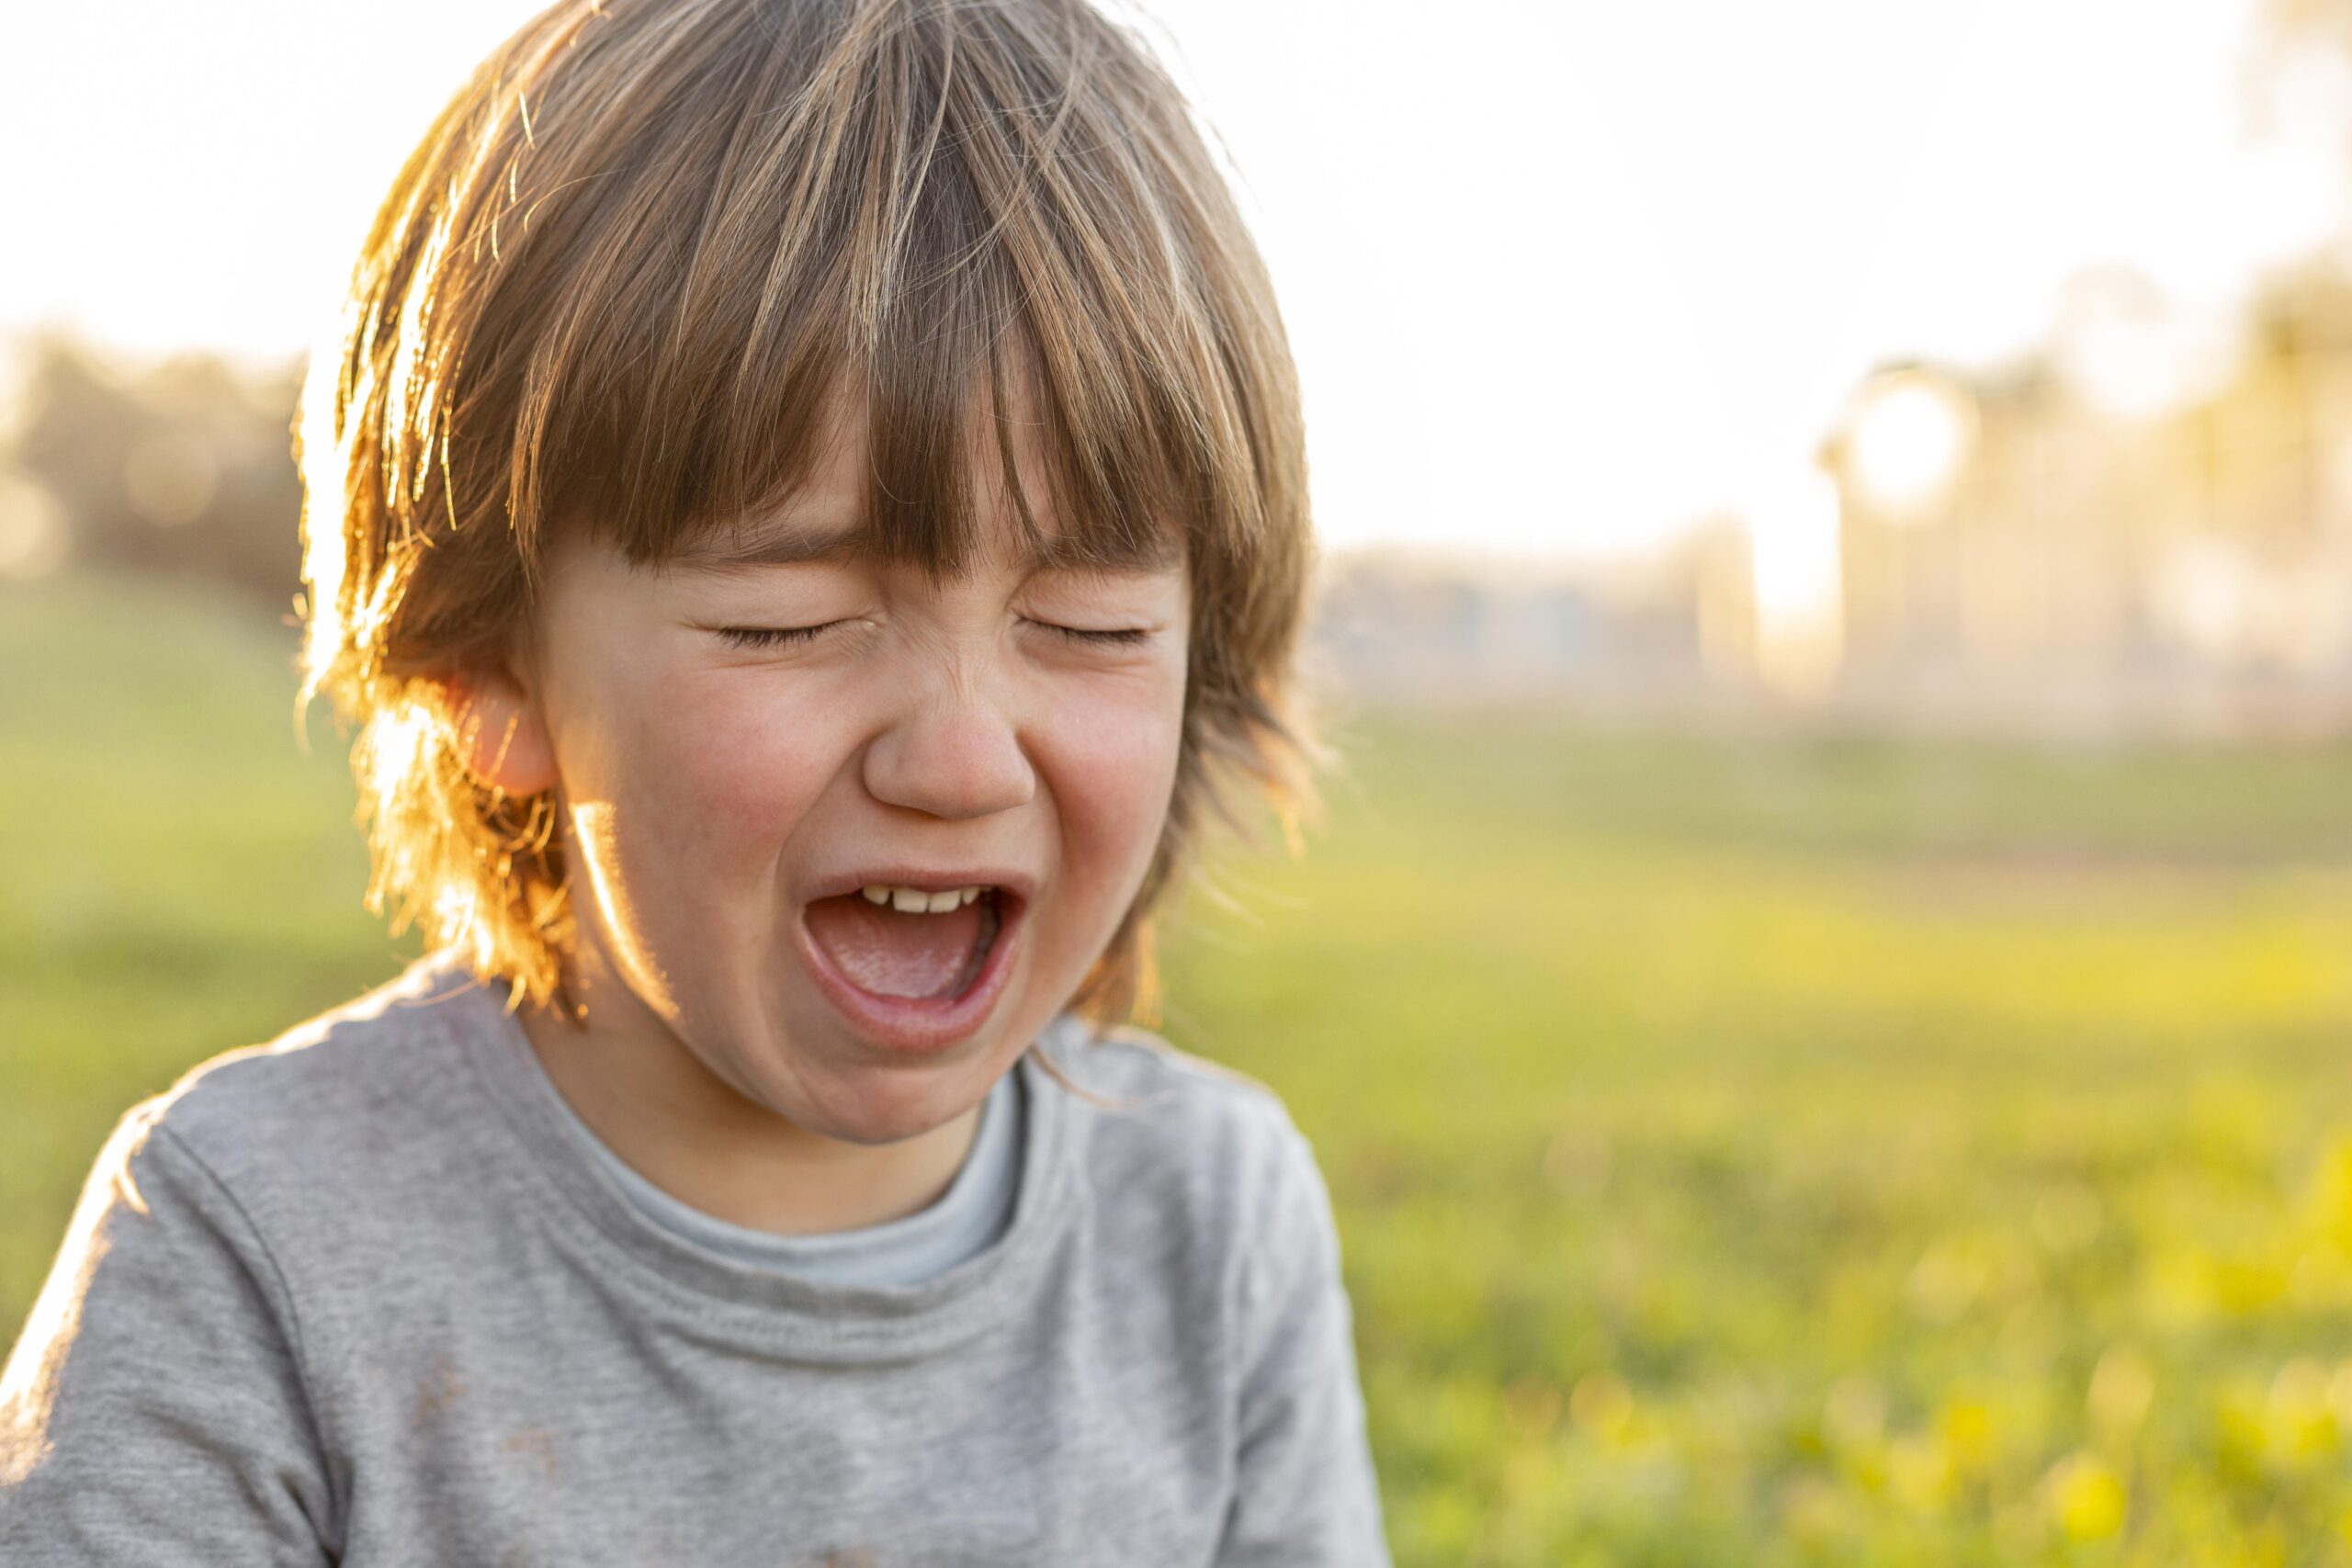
<box><xmin>861</xmin><ymin>884</ymin><xmax>989</xmax><ymax>912</ymax></box>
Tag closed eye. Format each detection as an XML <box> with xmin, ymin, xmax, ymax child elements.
<box><xmin>711</xmin><ymin>620</ymin><xmax>1154</xmax><ymax>649</ymax></box>
<box><xmin>714</xmin><ymin>623</ymin><xmax>840</xmax><ymax>649</ymax></box>
<box><xmin>1030</xmin><ymin>621</ymin><xmax>1153</xmax><ymax>646</ymax></box>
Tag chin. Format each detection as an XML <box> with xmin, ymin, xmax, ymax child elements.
<box><xmin>762</xmin><ymin>1037</ymin><xmax>991</xmax><ymax>1145</ymax></box>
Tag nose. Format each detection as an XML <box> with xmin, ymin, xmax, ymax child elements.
<box><xmin>862</xmin><ymin>682</ymin><xmax>1037</xmax><ymax>822</ymax></box>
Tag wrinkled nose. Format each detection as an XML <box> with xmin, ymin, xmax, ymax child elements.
<box><xmin>862</xmin><ymin>691</ymin><xmax>1036</xmax><ymax>821</ymax></box>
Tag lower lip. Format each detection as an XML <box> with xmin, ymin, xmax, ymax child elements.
<box><xmin>795</xmin><ymin>894</ymin><xmax>1024</xmax><ymax>1055</ymax></box>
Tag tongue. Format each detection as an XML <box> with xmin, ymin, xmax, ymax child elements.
<box><xmin>804</xmin><ymin>894</ymin><xmax>985</xmax><ymax>999</ymax></box>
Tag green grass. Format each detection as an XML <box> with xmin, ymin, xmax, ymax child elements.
<box><xmin>9</xmin><ymin>572</ymin><xmax>2352</xmax><ymax>1563</ymax></box>
<box><xmin>0</xmin><ymin>574</ymin><xmax>413</xmax><ymax>1321</ymax></box>
<box><xmin>1162</xmin><ymin>711</ymin><xmax>2352</xmax><ymax>1565</ymax></box>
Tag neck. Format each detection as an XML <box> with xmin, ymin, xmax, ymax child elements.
<box><xmin>514</xmin><ymin>955</ymin><xmax>984</xmax><ymax>1236</ymax></box>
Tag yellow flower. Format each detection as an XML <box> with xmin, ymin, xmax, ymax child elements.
<box><xmin>2046</xmin><ymin>1452</ymin><xmax>2127</xmax><ymax>1540</ymax></box>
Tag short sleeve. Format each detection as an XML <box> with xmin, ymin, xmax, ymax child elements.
<box><xmin>1216</xmin><ymin>1114</ymin><xmax>1391</xmax><ymax>1566</ymax></box>
<box><xmin>0</xmin><ymin>1102</ymin><xmax>338</xmax><ymax>1564</ymax></box>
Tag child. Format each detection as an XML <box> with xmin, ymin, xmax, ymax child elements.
<box><xmin>0</xmin><ymin>0</ymin><xmax>1390</xmax><ymax>1562</ymax></box>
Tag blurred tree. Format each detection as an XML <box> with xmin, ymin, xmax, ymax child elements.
<box><xmin>4</xmin><ymin>333</ymin><xmax>303</xmax><ymax>609</ymax></box>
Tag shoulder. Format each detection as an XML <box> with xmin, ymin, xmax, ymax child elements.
<box><xmin>1036</xmin><ymin>1017</ymin><xmax>1331</xmax><ymax>1258</ymax></box>
<box><xmin>1046</xmin><ymin>1017</ymin><xmax>1281</xmax><ymax>1107</ymax></box>
<box><xmin>134</xmin><ymin>953</ymin><xmax>496</xmax><ymax>1213</ymax></box>
<box><xmin>1046</xmin><ymin>1017</ymin><xmax>1300</xmax><ymax>1145</ymax></box>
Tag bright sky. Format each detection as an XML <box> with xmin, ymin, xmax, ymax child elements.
<box><xmin>3</xmin><ymin>0</ymin><xmax>2345</xmax><ymax>559</ymax></box>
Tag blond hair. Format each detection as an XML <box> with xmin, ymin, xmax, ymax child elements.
<box><xmin>298</xmin><ymin>0</ymin><xmax>1329</xmax><ymax>1036</ymax></box>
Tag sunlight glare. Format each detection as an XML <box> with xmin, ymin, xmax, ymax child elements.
<box><xmin>1847</xmin><ymin>371</ymin><xmax>1974</xmax><ymax>514</ymax></box>
<box><xmin>1744</xmin><ymin>465</ymin><xmax>1844</xmax><ymax>697</ymax></box>
<box><xmin>2052</xmin><ymin>269</ymin><xmax>2241</xmax><ymax>422</ymax></box>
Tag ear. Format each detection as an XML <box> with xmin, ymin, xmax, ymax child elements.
<box><xmin>443</xmin><ymin>667</ymin><xmax>559</xmax><ymax>797</ymax></box>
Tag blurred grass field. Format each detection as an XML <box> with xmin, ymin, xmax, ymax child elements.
<box><xmin>8</xmin><ymin>572</ymin><xmax>2352</xmax><ymax>1564</ymax></box>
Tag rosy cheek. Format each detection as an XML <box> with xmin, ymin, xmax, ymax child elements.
<box><xmin>626</xmin><ymin>676</ymin><xmax>837</xmax><ymax>860</ymax></box>
<box><xmin>1046</xmin><ymin>681</ymin><xmax>1185</xmax><ymax>865</ymax></box>
<box><xmin>700</xmin><ymin>691</ymin><xmax>851</xmax><ymax>841</ymax></box>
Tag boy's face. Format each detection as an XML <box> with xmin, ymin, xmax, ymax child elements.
<box><xmin>486</xmin><ymin>397</ymin><xmax>1190</xmax><ymax>1144</ymax></box>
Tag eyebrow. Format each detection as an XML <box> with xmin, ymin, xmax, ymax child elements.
<box><xmin>664</xmin><ymin>517</ymin><xmax>1185</xmax><ymax>576</ymax></box>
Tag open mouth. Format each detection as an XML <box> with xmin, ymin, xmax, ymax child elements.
<box><xmin>801</xmin><ymin>884</ymin><xmax>1008</xmax><ymax>1003</ymax></box>
<box><xmin>796</xmin><ymin>882</ymin><xmax>1023</xmax><ymax>1053</ymax></box>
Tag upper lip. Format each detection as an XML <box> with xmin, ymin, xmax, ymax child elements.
<box><xmin>803</xmin><ymin>866</ymin><xmax>1038</xmax><ymax>905</ymax></box>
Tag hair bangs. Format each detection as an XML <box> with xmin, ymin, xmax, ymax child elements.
<box><xmin>507</xmin><ymin>0</ymin><xmax>1242</xmax><ymax>586</ymax></box>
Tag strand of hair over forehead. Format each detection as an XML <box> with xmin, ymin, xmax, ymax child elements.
<box><xmin>374</xmin><ymin>0</ymin><xmax>1281</xmax><ymax>600</ymax></box>
<box><xmin>764</xmin><ymin>0</ymin><xmax>1259</xmax><ymax>577</ymax></box>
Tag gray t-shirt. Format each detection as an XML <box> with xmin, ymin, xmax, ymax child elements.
<box><xmin>0</xmin><ymin>954</ymin><xmax>1390</xmax><ymax>1566</ymax></box>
